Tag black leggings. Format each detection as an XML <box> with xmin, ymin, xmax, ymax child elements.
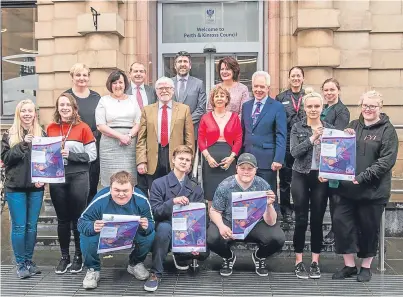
<box><xmin>49</xmin><ymin>171</ymin><xmax>89</xmax><ymax>257</ymax></box>
<box><xmin>291</xmin><ymin>170</ymin><xmax>328</xmax><ymax>254</ymax></box>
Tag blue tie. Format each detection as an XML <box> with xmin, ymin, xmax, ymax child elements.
<box><xmin>252</xmin><ymin>102</ymin><xmax>262</xmax><ymax>125</ymax></box>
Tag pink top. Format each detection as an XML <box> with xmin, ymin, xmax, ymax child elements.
<box><xmin>207</xmin><ymin>82</ymin><xmax>250</xmax><ymax>115</ymax></box>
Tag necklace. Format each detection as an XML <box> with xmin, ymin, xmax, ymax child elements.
<box><xmin>213</xmin><ymin>111</ymin><xmax>226</xmax><ymax>119</ymax></box>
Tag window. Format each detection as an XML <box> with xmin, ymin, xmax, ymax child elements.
<box><xmin>1</xmin><ymin>2</ymin><xmax>37</xmax><ymax>119</ymax></box>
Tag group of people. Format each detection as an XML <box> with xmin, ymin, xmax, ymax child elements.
<box><xmin>1</xmin><ymin>50</ymin><xmax>398</xmax><ymax>291</ymax></box>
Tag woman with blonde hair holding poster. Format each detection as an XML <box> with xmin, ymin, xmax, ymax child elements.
<box><xmin>1</xmin><ymin>99</ymin><xmax>45</xmax><ymax>279</ymax></box>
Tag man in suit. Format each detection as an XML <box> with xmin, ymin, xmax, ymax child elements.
<box><xmin>127</xmin><ymin>62</ymin><xmax>157</xmax><ymax>107</ymax></box>
<box><xmin>241</xmin><ymin>71</ymin><xmax>287</xmax><ymax>209</ymax></box>
<box><xmin>171</xmin><ymin>51</ymin><xmax>206</xmax><ymax>135</ymax></box>
<box><xmin>136</xmin><ymin>76</ymin><xmax>194</xmax><ymax>194</ymax></box>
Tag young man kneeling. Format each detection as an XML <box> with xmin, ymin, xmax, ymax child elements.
<box><xmin>78</xmin><ymin>171</ymin><xmax>155</xmax><ymax>289</ymax></box>
<box><xmin>144</xmin><ymin>145</ymin><xmax>209</xmax><ymax>292</ymax></box>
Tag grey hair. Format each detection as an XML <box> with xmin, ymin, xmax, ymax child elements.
<box><xmin>252</xmin><ymin>71</ymin><xmax>271</xmax><ymax>87</ymax></box>
<box><xmin>155</xmin><ymin>76</ymin><xmax>175</xmax><ymax>90</ymax></box>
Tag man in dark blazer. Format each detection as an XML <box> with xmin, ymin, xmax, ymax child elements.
<box><xmin>241</xmin><ymin>71</ymin><xmax>287</xmax><ymax>209</ymax></box>
<box><xmin>171</xmin><ymin>51</ymin><xmax>206</xmax><ymax>135</ymax></box>
<box><xmin>127</xmin><ymin>62</ymin><xmax>157</xmax><ymax>107</ymax></box>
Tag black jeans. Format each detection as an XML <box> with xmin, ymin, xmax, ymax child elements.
<box><xmin>279</xmin><ymin>152</ymin><xmax>294</xmax><ymax>215</ymax></box>
<box><xmin>291</xmin><ymin>170</ymin><xmax>328</xmax><ymax>254</ymax></box>
<box><xmin>49</xmin><ymin>171</ymin><xmax>89</xmax><ymax>256</ymax></box>
<box><xmin>207</xmin><ymin>219</ymin><xmax>285</xmax><ymax>259</ymax></box>
<box><xmin>256</xmin><ymin>168</ymin><xmax>279</xmax><ymax>212</ymax></box>
<box><xmin>332</xmin><ymin>194</ymin><xmax>385</xmax><ymax>258</ymax></box>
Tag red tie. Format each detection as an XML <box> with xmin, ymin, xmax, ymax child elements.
<box><xmin>136</xmin><ymin>87</ymin><xmax>144</xmax><ymax>109</ymax></box>
<box><xmin>161</xmin><ymin>105</ymin><xmax>168</xmax><ymax>146</ymax></box>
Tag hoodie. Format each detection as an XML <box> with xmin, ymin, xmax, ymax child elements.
<box><xmin>337</xmin><ymin>113</ymin><xmax>398</xmax><ymax>203</ymax></box>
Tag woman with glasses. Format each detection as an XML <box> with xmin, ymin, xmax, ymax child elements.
<box><xmin>1</xmin><ymin>99</ymin><xmax>44</xmax><ymax>279</ymax></box>
<box><xmin>328</xmin><ymin>91</ymin><xmax>398</xmax><ymax>282</ymax></box>
<box><xmin>95</xmin><ymin>70</ymin><xmax>141</xmax><ymax>187</ymax></box>
<box><xmin>207</xmin><ymin>56</ymin><xmax>249</xmax><ymax>115</ymax></box>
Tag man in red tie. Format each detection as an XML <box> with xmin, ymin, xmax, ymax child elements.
<box><xmin>126</xmin><ymin>62</ymin><xmax>157</xmax><ymax>108</ymax></box>
<box><xmin>136</xmin><ymin>77</ymin><xmax>194</xmax><ymax>195</ymax></box>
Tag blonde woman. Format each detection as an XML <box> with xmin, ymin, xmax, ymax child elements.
<box><xmin>330</xmin><ymin>91</ymin><xmax>398</xmax><ymax>282</ymax></box>
<box><xmin>1</xmin><ymin>99</ymin><xmax>44</xmax><ymax>279</ymax></box>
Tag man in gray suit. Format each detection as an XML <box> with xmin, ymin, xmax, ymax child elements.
<box><xmin>127</xmin><ymin>62</ymin><xmax>157</xmax><ymax>108</ymax></box>
<box><xmin>172</xmin><ymin>51</ymin><xmax>207</xmax><ymax>135</ymax></box>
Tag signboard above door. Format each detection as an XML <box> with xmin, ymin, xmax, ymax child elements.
<box><xmin>162</xmin><ymin>1</ymin><xmax>259</xmax><ymax>43</ymax></box>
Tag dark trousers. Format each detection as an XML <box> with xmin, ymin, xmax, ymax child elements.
<box><xmin>207</xmin><ymin>219</ymin><xmax>285</xmax><ymax>259</ymax></box>
<box><xmin>49</xmin><ymin>171</ymin><xmax>89</xmax><ymax>256</ymax></box>
<box><xmin>151</xmin><ymin>221</ymin><xmax>210</xmax><ymax>277</ymax></box>
<box><xmin>88</xmin><ymin>134</ymin><xmax>100</xmax><ymax>205</ymax></box>
<box><xmin>332</xmin><ymin>194</ymin><xmax>385</xmax><ymax>258</ymax></box>
<box><xmin>291</xmin><ymin>170</ymin><xmax>328</xmax><ymax>254</ymax></box>
<box><xmin>256</xmin><ymin>168</ymin><xmax>279</xmax><ymax>212</ymax></box>
<box><xmin>279</xmin><ymin>152</ymin><xmax>294</xmax><ymax>215</ymax></box>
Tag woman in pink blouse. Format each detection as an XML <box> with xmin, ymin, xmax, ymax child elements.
<box><xmin>207</xmin><ymin>57</ymin><xmax>250</xmax><ymax>115</ymax></box>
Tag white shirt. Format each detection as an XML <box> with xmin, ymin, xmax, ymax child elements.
<box><xmin>131</xmin><ymin>82</ymin><xmax>149</xmax><ymax>107</ymax></box>
<box><xmin>176</xmin><ymin>74</ymin><xmax>189</xmax><ymax>97</ymax></box>
<box><xmin>157</xmin><ymin>101</ymin><xmax>173</xmax><ymax>144</ymax></box>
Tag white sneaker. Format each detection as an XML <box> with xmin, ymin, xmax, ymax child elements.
<box><xmin>127</xmin><ymin>263</ymin><xmax>150</xmax><ymax>280</ymax></box>
<box><xmin>82</xmin><ymin>268</ymin><xmax>100</xmax><ymax>290</ymax></box>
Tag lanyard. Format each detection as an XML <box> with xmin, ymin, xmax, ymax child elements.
<box><xmin>291</xmin><ymin>94</ymin><xmax>303</xmax><ymax>113</ymax></box>
<box><xmin>60</xmin><ymin>123</ymin><xmax>73</xmax><ymax>149</ymax></box>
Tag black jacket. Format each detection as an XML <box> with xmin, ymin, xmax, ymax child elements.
<box><xmin>322</xmin><ymin>99</ymin><xmax>350</xmax><ymax>130</ymax></box>
<box><xmin>337</xmin><ymin>114</ymin><xmax>398</xmax><ymax>203</ymax></box>
<box><xmin>276</xmin><ymin>89</ymin><xmax>306</xmax><ymax>151</ymax></box>
<box><xmin>1</xmin><ymin>130</ymin><xmax>45</xmax><ymax>192</ymax></box>
<box><xmin>290</xmin><ymin>119</ymin><xmax>334</xmax><ymax>174</ymax></box>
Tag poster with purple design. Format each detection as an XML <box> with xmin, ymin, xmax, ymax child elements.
<box><xmin>232</xmin><ymin>191</ymin><xmax>267</xmax><ymax>240</ymax></box>
<box><xmin>319</xmin><ymin>128</ymin><xmax>356</xmax><ymax>181</ymax></box>
<box><xmin>31</xmin><ymin>136</ymin><xmax>65</xmax><ymax>183</ymax></box>
<box><xmin>172</xmin><ymin>203</ymin><xmax>206</xmax><ymax>253</ymax></box>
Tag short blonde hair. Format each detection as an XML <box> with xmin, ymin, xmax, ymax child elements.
<box><xmin>359</xmin><ymin>90</ymin><xmax>383</xmax><ymax>107</ymax></box>
<box><xmin>69</xmin><ymin>63</ymin><xmax>90</xmax><ymax>78</ymax></box>
<box><xmin>303</xmin><ymin>87</ymin><xmax>323</xmax><ymax>105</ymax></box>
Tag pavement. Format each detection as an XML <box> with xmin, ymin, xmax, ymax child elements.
<box><xmin>1</xmin><ymin>209</ymin><xmax>403</xmax><ymax>297</ymax></box>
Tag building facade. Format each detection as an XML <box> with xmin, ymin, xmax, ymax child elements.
<box><xmin>1</xmin><ymin>0</ymin><xmax>403</xmax><ymax>182</ymax></box>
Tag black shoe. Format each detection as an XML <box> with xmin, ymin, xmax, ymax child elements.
<box><xmin>323</xmin><ymin>230</ymin><xmax>335</xmax><ymax>245</ymax></box>
<box><xmin>55</xmin><ymin>256</ymin><xmax>71</xmax><ymax>274</ymax></box>
<box><xmin>357</xmin><ymin>267</ymin><xmax>372</xmax><ymax>282</ymax></box>
<box><xmin>252</xmin><ymin>250</ymin><xmax>269</xmax><ymax>276</ymax></box>
<box><xmin>295</xmin><ymin>262</ymin><xmax>309</xmax><ymax>279</ymax></box>
<box><xmin>309</xmin><ymin>262</ymin><xmax>321</xmax><ymax>279</ymax></box>
<box><xmin>220</xmin><ymin>253</ymin><xmax>236</xmax><ymax>277</ymax></box>
<box><xmin>332</xmin><ymin>266</ymin><xmax>358</xmax><ymax>279</ymax></box>
<box><xmin>70</xmin><ymin>255</ymin><xmax>83</xmax><ymax>273</ymax></box>
<box><xmin>282</xmin><ymin>213</ymin><xmax>293</xmax><ymax>224</ymax></box>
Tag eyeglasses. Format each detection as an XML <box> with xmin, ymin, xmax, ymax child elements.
<box><xmin>361</xmin><ymin>104</ymin><xmax>379</xmax><ymax>111</ymax></box>
<box><xmin>156</xmin><ymin>87</ymin><xmax>173</xmax><ymax>92</ymax></box>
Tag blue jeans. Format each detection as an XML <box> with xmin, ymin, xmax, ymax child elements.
<box><xmin>81</xmin><ymin>231</ymin><xmax>155</xmax><ymax>271</ymax></box>
<box><xmin>6</xmin><ymin>190</ymin><xmax>44</xmax><ymax>264</ymax></box>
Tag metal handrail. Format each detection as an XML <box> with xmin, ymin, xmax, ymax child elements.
<box><xmin>192</xmin><ymin>146</ymin><xmax>199</xmax><ymax>179</ymax></box>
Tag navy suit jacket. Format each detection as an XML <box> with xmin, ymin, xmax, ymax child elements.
<box><xmin>241</xmin><ymin>97</ymin><xmax>287</xmax><ymax>169</ymax></box>
<box><xmin>149</xmin><ymin>171</ymin><xmax>204</xmax><ymax>222</ymax></box>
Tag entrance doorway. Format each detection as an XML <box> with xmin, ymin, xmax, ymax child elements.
<box><xmin>162</xmin><ymin>53</ymin><xmax>258</xmax><ymax>95</ymax></box>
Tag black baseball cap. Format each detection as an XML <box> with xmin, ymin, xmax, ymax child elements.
<box><xmin>237</xmin><ymin>153</ymin><xmax>258</xmax><ymax>168</ymax></box>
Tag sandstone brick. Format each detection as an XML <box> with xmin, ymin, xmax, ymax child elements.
<box><xmin>90</xmin><ymin>86</ymin><xmax>108</xmax><ymax>96</ymax></box>
<box><xmin>372</xmin><ymin>50</ymin><xmax>403</xmax><ymax>69</ymax></box>
<box><xmin>383</xmin><ymin>106</ymin><xmax>403</xmax><ymax>125</ymax></box>
<box><xmin>53</xmin><ymin>54</ymin><xmax>78</xmax><ymax>72</ymax></box>
<box><xmin>38</xmin><ymin>73</ymin><xmax>55</xmax><ymax>90</ymax></box>
<box><xmin>89</xmin><ymin>69</ymin><xmax>112</xmax><ymax>88</ymax></box>
<box><xmin>121</xmin><ymin>1</ymin><xmax>136</xmax><ymax>21</ymax></box>
<box><xmin>392</xmin><ymin>159</ymin><xmax>403</xmax><ymax>178</ymax></box>
<box><xmin>303</xmin><ymin>68</ymin><xmax>333</xmax><ymax>85</ymax></box>
<box><xmin>334</xmin><ymin>32</ymin><xmax>369</xmax><ymax>50</ymax></box>
<box><xmin>53</xmin><ymin>89</ymin><xmax>68</xmax><ymax>100</ymax></box>
<box><xmin>373</xmin><ymin>88</ymin><xmax>403</xmax><ymax>105</ymax></box>
<box><xmin>36</xmin><ymin>56</ymin><xmax>53</xmax><ymax>73</ymax></box>
<box><xmin>54</xmin><ymin>2</ymin><xmax>85</xmax><ymax>19</ymax></box>
<box><xmin>86</xmin><ymin>33</ymin><xmax>120</xmax><ymax>51</ymax></box>
<box><xmin>401</xmin><ymin>70</ymin><xmax>403</xmax><ymax>86</ymax></box>
<box><xmin>52</xmin><ymin>19</ymin><xmax>80</xmax><ymax>37</ymax></box>
<box><xmin>398</xmin><ymin>142</ymin><xmax>403</xmax><ymax>159</ymax></box>
<box><xmin>85</xmin><ymin>1</ymin><xmax>119</xmax><ymax>14</ymax></box>
<box><xmin>117</xmin><ymin>51</ymin><xmax>126</xmax><ymax>71</ymax></box>
<box><xmin>338</xmin><ymin>50</ymin><xmax>371</xmax><ymax>68</ymax></box>
<box><xmin>120</xmin><ymin>37</ymin><xmax>137</xmax><ymax>55</ymax></box>
<box><xmin>297</xmin><ymin>29</ymin><xmax>333</xmax><ymax>47</ymax></box>
<box><xmin>333</xmin><ymin>69</ymin><xmax>369</xmax><ymax>86</ymax></box>
<box><xmin>338</xmin><ymin>86</ymin><xmax>369</xmax><ymax>106</ymax></box>
<box><xmin>54</xmin><ymin>72</ymin><xmax>72</xmax><ymax>89</ymax></box>
<box><xmin>38</xmin><ymin>108</ymin><xmax>54</xmax><ymax>126</ymax></box>
<box><xmin>136</xmin><ymin>1</ymin><xmax>149</xmax><ymax>21</ymax></box>
<box><xmin>38</xmin><ymin>40</ymin><xmax>55</xmax><ymax>56</ymax></box>
<box><xmin>297</xmin><ymin>0</ymin><xmax>333</xmax><ymax>9</ymax></box>
<box><xmin>37</xmin><ymin>4</ymin><xmax>54</xmax><ymax>22</ymax></box>
<box><xmin>372</xmin><ymin>15</ymin><xmax>403</xmax><ymax>33</ymax></box>
<box><xmin>54</xmin><ymin>37</ymin><xmax>85</xmax><ymax>54</ymax></box>
<box><xmin>296</xmin><ymin>47</ymin><xmax>318</xmax><ymax>66</ymax></box>
<box><xmin>296</xmin><ymin>47</ymin><xmax>340</xmax><ymax>67</ymax></box>
<box><xmin>334</xmin><ymin>0</ymin><xmax>370</xmax><ymax>11</ymax></box>
<box><xmin>36</xmin><ymin>0</ymin><xmax>52</xmax><ymax>4</ymax></box>
<box><xmin>36</xmin><ymin>90</ymin><xmax>55</xmax><ymax>108</ymax></box>
<box><xmin>280</xmin><ymin>35</ymin><xmax>291</xmax><ymax>54</ymax></box>
<box><xmin>338</xmin><ymin>10</ymin><xmax>371</xmax><ymax>32</ymax></box>
<box><xmin>369</xmin><ymin>70</ymin><xmax>401</xmax><ymax>87</ymax></box>
<box><xmin>35</xmin><ymin>22</ymin><xmax>53</xmax><ymax>39</ymax></box>
<box><xmin>370</xmin><ymin>33</ymin><xmax>403</xmax><ymax>50</ymax></box>
<box><xmin>125</xmin><ymin>21</ymin><xmax>136</xmax><ymax>38</ymax></box>
<box><xmin>370</xmin><ymin>0</ymin><xmax>402</xmax><ymax>15</ymax></box>
<box><xmin>318</xmin><ymin>47</ymin><xmax>340</xmax><ymax>66</ymax></box>
<box><xmin>77</xmin><ymin>13</ymin><xmax>125</xmax><ymax>37</ymax></box>
<box><xmin>77</xmin><ymin>50</ymin><xmax>122</xmax><ymax>68</ymax></box>
<box><xmin>293</xmin><ymin>9</ymin><xmax>340</xmax><ymax>34</ymax></box>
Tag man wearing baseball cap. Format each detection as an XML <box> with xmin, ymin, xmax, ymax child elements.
<box><xmin>207</xmin><ymin>153</ymin><xmax>285</xmax><ymax>277</ymax></box>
